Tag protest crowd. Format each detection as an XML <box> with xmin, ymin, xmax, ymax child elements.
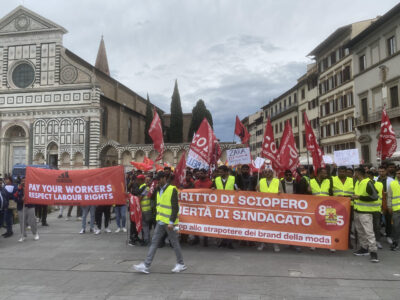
<box><xmin>1</xmin><ymin>160</ymin><xmax>400</xmax><ymax>271</ymax></box>
<box><xmin>0</xmin><ymin>109</ymin><xmax>399</xmax><ymax>274</ymax></box>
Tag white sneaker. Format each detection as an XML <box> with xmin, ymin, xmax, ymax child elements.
<box><xmin>273</xmin><ymin>244</ymin><xmax>280</xmax><ymax>253</ymax></box>
<box><xmin>133</xmin><ymin>262</ymin><xmax>150</xmax><ymax>274</ymax></box>
<box><xmin>65</xmin><ymin>217</ymin><xmax>70</xmax><ymax>221</ymax></box>
<box><xmin>26</xmin><ymin>226</ymin><xmax>31</xmax><ymax>230</ymax></box>
<box><xmin>105</xmin><ymin>227</ymin><xmax>112</xmax><ymax>233</ymax></box>
<box><xmin>34</xmin><ymin>234</ymin><xmax>39</xmax><ymax>241</ymax></box>
<box><xmin>79</xmin><ymin>229</ymin><xmax>85</xmax><ymax>234</ymax></box>
<box><xmin>377</xmin><ymin>241</ymin><xmax>383</xmax><ymax>249</ymax></box>
<box><xmin>18</xmin><ymin>237</ymin><xmax>25</xmax><ymax>242</ymax></box>
<box><xmin>115</xmin><ymin>228</ymin><xmax>121</xmax><ymax>233</ymax></box>
<box><xmin>171</xmin><ymin>263</ymin><xmax>187</xmax><ymax>273</ymax></box>
<box><xmin>257</xmin><ymin>243</ymin><xmax>264</xmax><ymax>251</ymax></box>
<box><xmin>309</xmin><ymin>247</ymin><xmax>316</xmax><ymax>251</ymax></box>
<box><xmin>122</xmin><ymin>227</ymin><xmax>127</xmax><ymax>233</ymax></box>
<box><xmin>387</xmin><ymin>237</ymin><xmax>393</xmax><ymax>245</ymax></box>
<box><xmin>329</xmin><ymin>249</ymin><xmax>336</xmax><ymax>253</ymax></box>
<box><xmin>94</xmin><ymin>229</ymin><xmax>101</xmax><ymax>235</ymax></box>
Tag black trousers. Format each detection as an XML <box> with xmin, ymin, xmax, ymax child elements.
<box><xmin>95</xmin><ymin>206</ymin><xmax>111</xmax><ymax>229</ymax></box>
<box><xmin>36</xmin><ymin>205</ymin><xmax>48</xmax><ymax>224</ymax></box>
<box><xmin>372</xmin><ymin>212</ymin><xmax>382</xmax><ymax>241</ymax></box>
<box><xmin>67</xmin><ymin>206</ymin><xmax>82</xmax><ymax>217</ymax></box>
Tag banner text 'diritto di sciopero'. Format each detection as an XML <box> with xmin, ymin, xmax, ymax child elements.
<box><xmin>25</xmin><ymin>166</ymin><xmax>126</xmax><ymax>206</ymax></box>
<box><xmin>178</xmin><ymin>189</ymin><xmax>350</xmax><ymax>250</ymax></box>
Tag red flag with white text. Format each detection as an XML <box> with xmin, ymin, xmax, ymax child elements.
<box><xmin>235</xmin><ymin>115</ymin><xmax>251</xmax><ymax>144</ymax></box>
<box><xmin>174</xmin><ymin>151</ymin><xmax>187</xmax><ymax>187</ymax></box>
<box><xmin>148</xmin><ymin>108</ymin><xmax>164</xmax><ymax>161</ymax></box>
<box><xmin>261</xmin><ymin>118</ymin><xmax>281</xmax><ymax>173</ymax></box>
<box><xmin>377</xmin><ymin>107</ymin><xmax>397</xmax><ymax>160</ymax></box>
<box><xmin>304</xmin><ymin>112</ymin><xmax>325</xmax><ymax>171</ymax></box>
<box><xmin>186</xmin><ymin>118</ymin><xmax>220</xmax><ymax>170</ymax></box>
<box><xmin>277</xmin><ymin>121</ymin><xmax>299</xmax><ymax>178</ymax></box>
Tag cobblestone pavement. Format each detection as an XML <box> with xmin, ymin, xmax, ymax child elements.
<box><xmin>0</xmin><ymin>209</ymin><xmax>399</xmax><ymax>299</ymax></box>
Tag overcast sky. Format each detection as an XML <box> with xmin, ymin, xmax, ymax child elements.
<box><xmin>3</xmin><ymin>0</ymin><xmax>399</xmax><ymax>141</ymax></box>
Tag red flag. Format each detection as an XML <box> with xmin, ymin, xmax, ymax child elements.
<box><xmin>148</xmin><ymin>108</ymin><xmax>164</xmax><ymax>161</ymax></box>
<box><xmin>187</xmin><ymin>118</ymin><xmax>219</xmax><ymax>169</ymax></box>
<box><xmin>235</xmin><ymin>115</ymin><xmax>251</xmax><ymax>144</ymax></box>
<box><xmin>174</xmin><ymin>151</ymin><xmax>187</xmax><ymax>187</ymax></box>
<box><xmin>377</xmin><ymin>106</ymin><xmax>397</xmax><ymax>160</ymax></box>
<box><xmin>129</xmin><ymin>194</ymin><xmax>142</xmax><ymax>232</ymax></box>
<box><xmin>261</xmin><ymin>118</ymin><xmax>281</xmax><ymax>173</ymax></box>
<box><xmin>130</xmin><ymin>161</ymin><xmax>153</xmax><ymax>171</ymax></box>
<box><xmin>277</xmin><ymin>121</ymin><xmax>299</xmax><ymax>178</ymax></box>
<box><xmin>304</xmin><ymin>112</ymin><xmax>325</xmax><ymax>170</ymax></box>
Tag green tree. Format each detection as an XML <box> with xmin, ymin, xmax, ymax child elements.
<box><xmin>144</xmin><ymin>94</ymin><xmax>153</xmax><ymax>144</ymax></box>
<box><xmin>169</xmin><ymin>80</ymin><xmax>183</xmax><ymax>143</ymax></box>
<box><xmin>188</xmin><ymin>99</ymin><xmax>213</xmax><ymax>141</ymax></box>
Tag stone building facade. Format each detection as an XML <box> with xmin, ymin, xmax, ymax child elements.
<box><xmin>348</xmin><ymin>3</ymin><xmax>400</xmax><ymax>165</ymax></box>
<box><xmin>0</xmin><ymin>6</ymin><xmax>155</xmax><ymax>175</ymax></box>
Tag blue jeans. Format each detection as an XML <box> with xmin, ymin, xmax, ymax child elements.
<box><xmin>81</xmin><ymin>206</ymin><xmax>95</xmax><ymax>230</ymax></box>
<box><xmin>115</xmin><ymin>205</ymin><xmax>126</xmax><ymax>228</ymax></box>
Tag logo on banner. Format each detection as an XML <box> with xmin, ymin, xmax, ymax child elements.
<box><xmin>56</xmin><ymin>171</ymin><xmax>72</xmax><ymax>183</ymax></box>
<box><xmin>315</xmin><ymin>200</ymin><xmax>347</xmax><ymax>231</ymax></box>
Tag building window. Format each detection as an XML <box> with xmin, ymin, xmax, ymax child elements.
<box><xmin>288</xmin><ymin>96</ymin><xmax>291</xmax><ymax>106</ymax></box>
<box><xmin>387</xmin><ymin>36</ymin><xmax>396</xmax><ymax>56</ymax></box>
<box><xmin>102</xmin><ymin>107</ymin><xmax>108</xmax><ymax>136</ymax></box>
<box><xmin>343</xmin><ymin>65</ymin><xmax>351</xmax><ymax>81</ymax></box>
<box><xmin>390</xmin><ymin>86</ymin><xmax>399</xmax><ymax>108</ymax></box>
<box><xmin>128</xmin><ymin>118</ymin><xmax>132</xmax><ymax>143</ymax></box>
<box><xmin>280</xmin><ymin>122</ymin><xmax>283</xmax><ymax>132</ymax></box>
<box><xmin>294</xmin><ymin>116</ymin><xmax>298</xmax><ymax>127</ymax></box>
<box><xmin>12</xmin><ymin>62</ymin><xmax>35</xmax><ymax>88</ymax></box>
<box><xmin>359</xmin><ymin>55</ymin><xmax>366</xmax><ymax>72</ymax></box>
<box><xmin>301</xmin><ymin>89</ymin><xmax>305</xmax><ymax>100</ymax></box>
<box><xmin>361</xmin><ymin>145</ymin><xmax>370</xmax><ymax>163</ymax></box>
<box><xmin>294</xmin><ymin>93</ymin><xmax>297</xmax><ymax>102</ymax></box>
<box><xmin>330</xmin><ymin>51</ymin><xmax>336</xmax><ymax>65</ymax></box>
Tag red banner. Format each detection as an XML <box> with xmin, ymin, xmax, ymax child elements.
<box><xmin>304</xmin><ymin>112</ymin><xmax>325</xmax><ymax>171</ymax></box>
<box><xmin>25</xmin><ymin>166</ymin><xmax>126</xmax><ymax>206</ymax></box>
<box><xmin>377</xmin><ymin>106</ymin><xmax>397</xmax><ymax>160</ymax></box>
<box><xmin>149</xmin><ymin>108</ymin><xmax>164</xmax><ymax>161</ymax></box>
<box><xmin>235</xmin><ymin>115</ymin><xmax>251</xmax><ymax>144</ymax></box>
<box><xmin>179</xmin><ymin>189</ymin><xmax>350</xmax><ymax>250</ymax></box>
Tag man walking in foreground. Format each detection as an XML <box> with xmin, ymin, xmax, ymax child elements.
<box><xmin>133</xmin><ymin>172</ymin><xmax>186</xmax><ymax>274</ymax></box>
<box><xmin>352</xmin><ymin>167</ymin><xmax>380</xmax><ymax>263</ymax></box>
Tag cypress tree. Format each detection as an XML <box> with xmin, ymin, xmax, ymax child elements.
<box><xmin>169</xmin><ymin>80</ymin><xmax>183</xmax><ymax>143</ymax></box>
<box><xmin>144</xmin><ymin>94</ymin><xmax>153</xmax><ymax>144</ymax></box>
<box><xmin>188</xmin><ymin>99</ymin><xmax>213</xmax><ymax>141</ymax></box>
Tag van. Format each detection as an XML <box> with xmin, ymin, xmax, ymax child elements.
<box><xmin>12</xmin><ymin>164</ymin><xmax>53</xmax><ymax>182</ymax></box>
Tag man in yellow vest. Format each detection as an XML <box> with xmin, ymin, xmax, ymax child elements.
<box><xmin>352</xmin><ymin>167</ymin><xmax>380</xmax><ymax>262</ymax></box>
<box><xmin>134</xmin><ymin>172</ymin><xmax>186</xmax><ymax>274</ymax></box>
<box><xmin>308</xmin><ymin>168</ymin><xmax>332</xmax><ymax>197</ymax></box>
<box><xmin>367</xmin><ymin>170</ymin><xmax>384</xmax><ymax>249</ymax></box>
<box><xmin>387</xmin><ymin>168</ymin><xmax>400</xmax><ymax>251</ymax></box>
<box><xmin>308</xmin><ymin>167</ymin><xmax>336</xmax><ymax>252</ymax></box>
<box><xmin>213</xmin><ymin>165</ymin><xmax>237</xmax><ymax>191</ymax></box>
<box><xmin>213</xmin><ymin>165</ymin><xmax>237</xmax><ymax>248</ymax></box>
<box><xmin>332</xmin><ymin>166</ymin><xmax>354</xmax><ymax>248</ymax></box>
<box><xmin>257</xmin><ymin>167</ymin><xmax>282</xmax><ymax>252</ymax></box>
<box><xmin>138</xmin><ymin>175</ymin><xmax>152</xmax><ymax>246</ymax></box>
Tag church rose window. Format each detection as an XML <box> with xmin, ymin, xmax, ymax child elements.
<box><xmin>12</xmin><ymin>62</ymin><xmax>35</xmax><ymax>88</ymax></box>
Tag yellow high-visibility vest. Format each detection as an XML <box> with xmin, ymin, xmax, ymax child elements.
<box><xmin>156</xmin><ymin>185</ymin><xmax>178</xmax><ymax>225</ymax></box>
<box><xmin>259</xmin><ymin>178</ymin><xmax>280</xmax><ymax>193</ymax></box>
<box><xmin>139</xmin><ymin>183</ymin><xmax>151</xmax><ymax>212</ymax></box>
<box><xmin>310</xmin><ymin>178</ymin><xmax>330</xmax><ymax>196</ymax></box>
<box><xmin>215</xmin><ymin>176</ymin><xmax>235</xmax><ymax>190</ymax></box>
<box><xmin>354</xmin><ymin>178</ymin><xmax>380</xmax><ymax>213</ymax></box>
<box><xmin>389</xmin><ymin>179</ymin><xmax>400</xmax><ymax>212</ymax></box>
